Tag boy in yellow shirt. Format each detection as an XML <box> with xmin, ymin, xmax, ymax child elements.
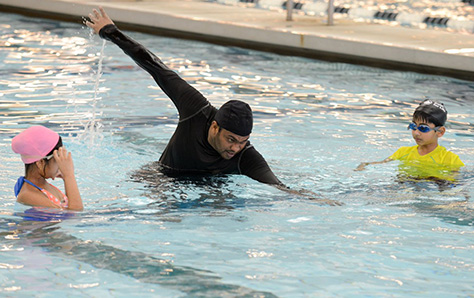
<box><xmin>356</xmin><ymin>100</ymin><xmax>464</xmax><ymax>181</ymax></box>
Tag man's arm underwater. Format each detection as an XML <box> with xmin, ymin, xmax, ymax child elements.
<box><xmin>239</xmin><ymin>146</ymin><xmax>342</xmax><ymax>206</ymax></box>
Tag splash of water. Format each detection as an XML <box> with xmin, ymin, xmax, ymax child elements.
<box><xmin>81</xmin><ymin>39</ymin><xmax>106</xmax><ymax>145</ymax></box>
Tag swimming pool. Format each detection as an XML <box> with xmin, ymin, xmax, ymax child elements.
<box><xmin>0</xmin><ymin>12</ymin><xmax>473</xmax><ymax>296</ymax></box>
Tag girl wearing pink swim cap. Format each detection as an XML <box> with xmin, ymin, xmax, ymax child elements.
<box><xmin>12</xmin><ymin>126</ymin><xmax>83</xmax><ymax>211</ymax></box>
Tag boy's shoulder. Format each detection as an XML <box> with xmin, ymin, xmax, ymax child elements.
<box><xmin>391</xmin><ymin>145</ymin><xmax>464</xmax><ymax>167</ymax></box>
<box><xmin>434</xmin><ymin>146</ymin><xmax>465</xmax><ymax>167</ymax></box>
<box><xmin>389</xmin><ymin>145</ymin><xmax>417</xmax><ymax>159</ymax></box>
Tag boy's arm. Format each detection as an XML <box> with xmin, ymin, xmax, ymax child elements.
<box><xmin>355</xmin><ymin>158</ymin><xmax>393</xmax><ymax>171</ymax></box>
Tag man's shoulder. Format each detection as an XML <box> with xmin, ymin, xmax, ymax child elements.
<box><xmin>179</xmin><ymin>102</ymin><xmax>216</xmax><ymax>124</ymax></box>
<box><xmin>237</xmin><ymin>142</ymin><xmax>266</xmax><ymax>164</ymax></box>
<box><xmin>237</xmin><ymin>142</ymin><xmax>255</xmax><ymax>157</ymax></box>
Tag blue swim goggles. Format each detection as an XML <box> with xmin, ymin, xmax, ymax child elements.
<box><xmin>407</xmin><ymin>122</ymin><xmax>441</xmax><ymax>133</ymax></box>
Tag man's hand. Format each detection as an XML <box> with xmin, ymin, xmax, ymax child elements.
<box><xmin>85</xmin><ymin>7</ymin><xmax>114</xmax><ymax>34</ymax></box>
<box><xmin>276</xmin><ymin>185</ymin><xmax>343</xmax><ymax>206</ymax></box>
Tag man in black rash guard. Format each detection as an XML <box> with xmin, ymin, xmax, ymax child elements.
<box><xmin>85</xmin><ymin>8</ymin><xmax>341</xmax><ymax>205</ymax></box>
<box><xmin>85</xmin><ymin>7</ymin><xmax>281</xmax><ymax>186</ymax></box>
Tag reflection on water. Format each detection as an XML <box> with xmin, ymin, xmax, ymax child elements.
<box><xmin>3</xmin><ymin>16</ymin><xmax>472</xmax><ymax>146</ymax></box>
<box><xmin>0</xmin><ymin>15</ymin><xmax>104</xmax><ymax>138</ymax></box>
<box><xmin>1</xmin><ymin>211</ymin><xmax>277</xmax><ymax>297</ymax></box>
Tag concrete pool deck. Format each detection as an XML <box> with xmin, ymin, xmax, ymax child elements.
<box><xmin>0</xmin><ymin>0</ymin><xmax>473</xmax><ymax>80</ymax></box>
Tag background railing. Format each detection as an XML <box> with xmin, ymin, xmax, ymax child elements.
<box><xmin>212</xmin><ymin>0</ymin><xmax>474</xmax><ymax>33</ymax></box>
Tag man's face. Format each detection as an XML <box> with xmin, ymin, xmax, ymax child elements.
<box><xmin>209</xmin><ymin>122</ymin><xmax>249</xmax><ymax>159</ymax></box>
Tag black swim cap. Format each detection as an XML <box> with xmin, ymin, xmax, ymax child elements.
<box><xmin>214</xmin><ymin>100</ymin><xmax>253</xmax><ymax>136</ymax></box>
<box><xmin>414</xmin><ymin>99</ymin><xmax>447</xmax><ymax>126</ymax></box>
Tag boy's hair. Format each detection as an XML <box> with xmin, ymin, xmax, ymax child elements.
<box><xmin>413</xmin><ymin>100</ymin><xmax>447</xmax><ymax>127</ymax></box>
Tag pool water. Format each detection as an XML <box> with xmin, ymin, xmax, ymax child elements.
<box><xmin>0</xmin><ymin>12</ymin><xmax>473</xmax><ymax>297</ymax></box>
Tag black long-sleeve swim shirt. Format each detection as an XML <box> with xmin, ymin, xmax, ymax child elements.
<box><xmin>99</xmin><ymin>25</ymin><xmax>281</xmax><ymax>185</ymax></box>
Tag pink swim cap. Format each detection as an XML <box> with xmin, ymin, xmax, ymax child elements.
<box><xmin>12</xmin><ymin>126</ymin><xmax>60</xmax><ymax>164</ymax></box>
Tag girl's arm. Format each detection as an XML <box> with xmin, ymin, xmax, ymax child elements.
<box><xmin>54</xmin><ymin>147</ymin><xmax>83</xmax><ymax>211</ymax></box>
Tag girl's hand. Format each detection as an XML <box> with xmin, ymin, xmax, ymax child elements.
<box><xmin>53</xmin><ymin>147</ymin><xmax>75</xmax><ymax>180</ymax></box>
<box><xmin>53</xmin><ymin>147</ymin><xmax>83</xmax><ymax>211</ymax></box>
<box><xmin>85</xmin><ymin>7</ymin><xmax>114</xmax><ymax>34</ymax></box>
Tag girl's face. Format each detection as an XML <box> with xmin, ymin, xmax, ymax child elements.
<box><xmin>42</xmin><ymin>151</ymin><xmax>62</xmax><ymax>180</ymax></box>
